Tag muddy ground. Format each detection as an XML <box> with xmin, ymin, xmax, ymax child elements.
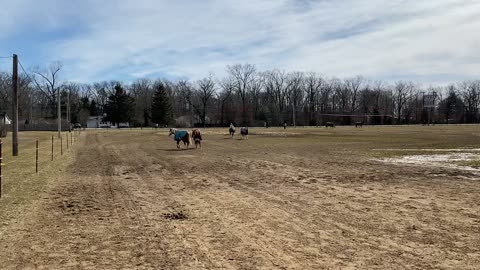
<box><xmin>0</xmin><ymin>127</ymin><xmax>479</xmax><ymax>269</ymax></box>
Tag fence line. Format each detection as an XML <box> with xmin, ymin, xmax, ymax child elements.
<box><xmin>0</xmin><ymin>131</ymin><xmax>81</xmax><ymax>198</ymax></box>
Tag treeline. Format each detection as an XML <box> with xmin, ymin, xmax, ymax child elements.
<box><xmin>1</xmin><ymin>63</ymin><xmax>480</xmax><ymax>127</ymax></box>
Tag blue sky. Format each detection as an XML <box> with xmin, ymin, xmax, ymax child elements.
<box><xmin>0</xmin><ymin>0</ymin><xmax>479</xmax><ymax>84</ymax></box>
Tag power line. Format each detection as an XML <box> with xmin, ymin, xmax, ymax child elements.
<box><xmin>18</xmin><ymin>59</ymin><xmax>45</xmax><ymax>94</ymax></box>
<box><xmin>0</xmin><ymin>56</ymin><xmax>11</xmax><ymax>59</ymax></box>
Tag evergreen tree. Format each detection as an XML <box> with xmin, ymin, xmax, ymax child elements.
<box><xmin>151</xmin><ymin>82</ymin><xmax>173</xmax><ymax>126</ymax></box>
<box><xmin>88</xmin><ymin>100</ymin><xmax>99</xmax><ymax>116</ymax></box>
<box><xmin>438</xmin><ymin>88</ymin><xmax>464</xmax><ymax>124</ymax></box>
<box><xmin>104</xmin><ymin>84</ymin><xmax>135</xmax><ymax>127</ymax></box>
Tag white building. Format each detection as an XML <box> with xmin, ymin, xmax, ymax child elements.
<box><xmin>0</xmin><ymin>113</ymin><xmax>12</xmax><ymax>125</ymax></box>
<box><xmin>86</xmin><ymin>116</ymin><xmax>129</xmax><ymax>128</ymax></box>
<box><xmin>87</xmin><ymin>116</ymin><xmax>109</xmax><ymax>128</ymax></box>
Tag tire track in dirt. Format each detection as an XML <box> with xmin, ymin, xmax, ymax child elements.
<box><xmin>110</xmin><ymin>142</ymin><xmax>231</xmax><ymax>269</ymax></box>
<box><xmin>138</xmin><ymin>141</ymin><xmax>346</xmax><ymax>268</ymax></box>
<box><xmin>95</xmin><ymin>133</ymin><xmax>221</xmax><ymax>269</ymax></box>
<box><xmin>0</xmin><ymin>133</ymin><xmax>181</xmax><ymax>269</ymax></box>
<box><xmin>214</xmin><ymin>156</ymin><xmax>480</xmax><ymax>268</ymax></box>
<box><xmin>124</xmin><ymin>132</ymin><xmax>480</xmax><ymax>269</ymax></box>
<box><xmin>177</xmin><ymin>142</ymin><xmax>478</xmax><ymax>269</ymax></box>
<box><xmin>1</xmin><ymin>130</ymin><xmax>479</xmax><ymax>269</ymax></box>
<box><xmin>145</xmin><ymin>137</ymin><xmax>480</xmax><ymax>268</ymax></box>
<box><xmin>136</xmin><ymin>142</ymin><xmax>310</xmax><ymax>268</ymax></box>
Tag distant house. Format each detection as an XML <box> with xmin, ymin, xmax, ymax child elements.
<box><xmin>0</xmin><ymin>112</ymin><xmax>12</xmax><ymax>125</ymax></box>
<box><xmin>117</xmin><ymin>122</ymin><xmax>130</xmax><ymax>128</ymax></box>
<box><xmin>86</xmin><ymin>116</ymin><xmax>100</xmax><ymax>128</ymax></box>
<box><xmin>87</xmin><ymin>116</ymin><xmax>111</xmax><ymax>128</ymax></box>
<box><xmin>86</xmin><ymin>116</ymin><xmax>129</xmax><ymax>128</ymax></box>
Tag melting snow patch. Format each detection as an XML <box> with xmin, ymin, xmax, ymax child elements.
<box><xmin>372</xmin><ymin>148</ymin><xmax>480</xmax><ymax>152</ymax></box>
<box><xmin>374</xmin><ymin>150</ymin><xmax>480</xmax><ymax>177</ymax></box>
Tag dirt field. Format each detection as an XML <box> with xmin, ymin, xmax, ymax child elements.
<box><xmin>0</xmin><ymin>126</ymin><xmax>479</xmax><ymax>269</ymax></box>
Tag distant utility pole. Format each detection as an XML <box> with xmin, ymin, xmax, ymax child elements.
<box><xmin>67</xmin><ymin>89</ymin><xmax>70</xmax><ymax>128</ymax></box>
<box><xmin>58</xmin><ymin>86</ymin><xmax>61</xmax><ymax>139</ymax></box>
<box><xmin>293</xmin><ymin>104</ymin><xmax>296</xmax><ymax>128</ymax></box>
<box><xmin>431</xmin><ymin>91</ymin><xmax>437</xmax><ymax>125</ymax></box>
<box><xmin>12</xmin><ymin>54</ymin><xmax>18</xmax><ymax>156</ymax></box>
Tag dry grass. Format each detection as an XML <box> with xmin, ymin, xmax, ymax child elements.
<box><xmin>0</xmin><ymin>126</ymin><xmax>479</xmax><ymax>269</ymax></box>
<box><xmin>0</xmin><ymin>131</ymin><xmax>81</xmax><ymax>227</ymax></box>
<box><xmin>457</xmin><ymin>159</ymin><xmax>480</xmax><ymax>168</ymax></box>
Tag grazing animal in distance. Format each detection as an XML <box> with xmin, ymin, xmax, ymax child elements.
<box><xmin>355</xmin><ymin>121</ymin><xmax>364</xmax><ymax>128</ymax></box>
<box><xmin>192</xmin><ymin>129</ymin><xmax>202</xmax><ymax>148</ymax></box>
<box><xmin>325</xmin><ymin>122</ymin><xmax>335</xmax><ymax>128</ymax></box>
<box><xmin>240</xmin><ymin>127</ymin><xmax>249</xmax><ymax>139</ymax></box>
<box><xmin>169</xmin><ymin>128</ymin><xmax>192</xmax><ymax>149</ymax></box>
<box><xmin>229</xmin><ymin>123</ymin><xmax>236</xmax><ymax>139</ymax></box>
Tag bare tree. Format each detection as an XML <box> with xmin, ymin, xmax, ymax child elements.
<box><xmin>344</xmin><ymin>75</ymin><xmax>364</xmax><ymax>113</ymax></box>
<box><xmin>359</xmin><ymin>81</ymin><xmax>373</xmax><ymax>114</ymax></box>
<box><xmin>227</xmin><ymin>64</ymin><xmax>256</xmax><ymax>125</ymax></box>
<box><xmin>32</xmin><ymin>61</ymin><xmax>63</xmax><ymax>117</ymax></box>
<box><xmin>0</xmin><ymin>72</ymin><xmax>11</xmax><ymax>113</ymax></box>
<box><xmin>459</xmin><ymin>80</ymin><xmax>480</xmax><ymax>123</ymax></box>
<box><xmin>12</xmin><ymin>60</ymin><xmax>480</xmax><ymax>127</ymax></box>
<box><xmin>393</xmin><ymin>81</ymin><xmax>414</xmax><ymax>124</ymax></box>
<box><xmin>193</xmin><ymin>75</ymin><xmax>216</xmax><ymax>127</ymax></box>
<box><xmin>131</xmin><ymin>78</ymin><xmax>154</xmax><ymax>126</ymax></box>
<box><xmin>319</xmin><ymin>78</ymin><xmax>334</xmax><ymax>115</ymax></box>
<box><xmin>264</xmin><ymin>69</ymin><xmax>288</xmax><ymax>125</ymax></box>
<box><xmin>286</xmin><ymin>72</ymin><xmax>304</xmax><ymax>127</ymax></box>
<box><xmin>250</xmin><ymin>72</ymin><xmax>265</xmax><ymax>121</ymax></box>
<box><xmin>334</xmin><ymin>79</ymin><xmax>349</xmax><ymax>113</ymax></box>
<box><xmin>217</xmin><ymin>78</ymin><xmax>234</xmax><ymax>126</ymax></box>
<box><xmin>62</xmin><ymin>82</ymin><xmax>81</xmax><ymax>124</ymax></box>
<box><xmin>304</xmin><ymin>73</ymin><xmax>323</xmax><ymax>125</ymax></box>
<box><xmin>175</xmin><ymin>80</ymin><xmax>195</xmax><ymax>127</ymax></box>
<box><xmin>88</xmin><ymin>82</ymin><xmax>113</xmax><ymax>116</ymax></box>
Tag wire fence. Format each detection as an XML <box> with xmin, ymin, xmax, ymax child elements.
<box><xmin>0</xmin><ymin>130</ymin><xmax>81</xmax><ymax>198</ymax></box>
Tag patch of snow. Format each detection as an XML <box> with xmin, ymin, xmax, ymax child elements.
<box><xmin>374</xmin><ymin>151</ymin><xmax>480</xmax><ymax>178</ymax></box>
<box><xmin>372</xmin><ymin>148</ymin><xmax>480</xmax><ymax>152</ymax></box>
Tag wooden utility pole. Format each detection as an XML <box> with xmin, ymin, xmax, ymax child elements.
<box><xmin>67</xmin><ymin>88</ymin><xmax>70</xmax><ymax>129</ymax></box>
<box><xmin>58</xmin><ymin>86</ymin><xmax>61</xmax><ymax>139</ymax></box>
<box><xmin>293</xmin><ymin>104</ymin><xmax>296</xmax><ymax>128</ymax></box>
<box><xmin>12</xmin><ymin>54</ymin><xmax>19</xmax><ymax>156</ymax></box>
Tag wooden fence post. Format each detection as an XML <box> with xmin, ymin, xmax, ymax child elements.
<box><xmin>66</xmin><ymin>132</ymin><xmax>69</xmax><ymax>150</ymax></box>
<box><xmin>0</xmin><ymin>139</ymin><xmax>2</xmax><ymax>198</ymax></box>
<box><xmin>51</xmin><ymin>136</ymin><xmax>54</xmax><ymax>161</ymax></box>
<box><xmin>36</xmin><ymin>139</ymin><xmax>39</xmax><ymax>174</ymax></box>
<box><xmin>60</xmin><ymin>135</ymin><xmax>63</xmax><ymax>156</ymax></box>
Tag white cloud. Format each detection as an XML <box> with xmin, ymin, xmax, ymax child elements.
<box><xmin>2</xmin><ymin>0</ymin><xmax>480</xmax><ymax>84</ymax></box>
